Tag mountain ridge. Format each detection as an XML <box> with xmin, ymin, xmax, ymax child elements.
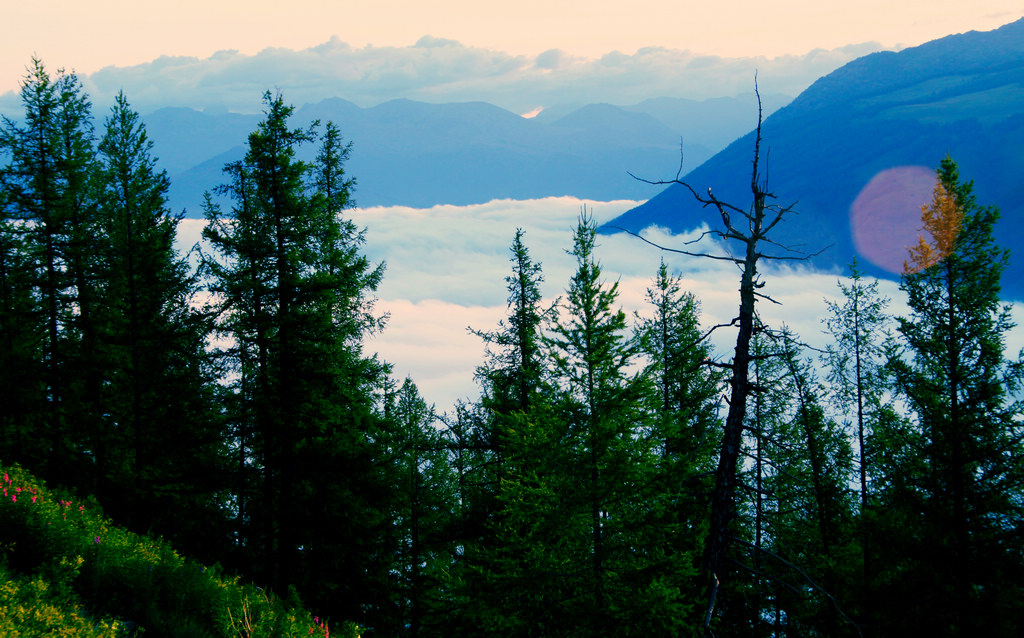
<box><xmin>144</xmin><ymin>94</ymin><xmax>782</xmax><ymax>214</ymax></box>
<box><xmin>602</xmin><ymin>18</ymin><xmax>1024</xmax><ymax>297</ymax></box>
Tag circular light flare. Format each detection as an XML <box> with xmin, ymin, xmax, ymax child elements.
<box><xmin>850</xmin><ymin>165</ymin><xmax>935</xmax><ymax>274</ymax></box>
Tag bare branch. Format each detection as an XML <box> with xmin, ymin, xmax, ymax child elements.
<box><xmin>603</xmin><ymin>225</ymin><xmax>742</xmax><ymax>263</ymax></box>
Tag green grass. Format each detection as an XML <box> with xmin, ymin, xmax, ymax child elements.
<box><xmin>0</xmin><ymin>461</ymin><xmax>346</xmax><ymax>638</ymax></box>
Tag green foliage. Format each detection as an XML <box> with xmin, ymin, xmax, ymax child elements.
<box><xmin>0</xmin><ymin>562</ymin><xmax>122</xmax><ymax>638</ymax></box>
<box><xmin>0</xmin><ymin>59</ymin><xmax>103</xmax><ymax>486</ymax></box>
<box><xmin>202</xmin><ymin>90</ymin><xmax>391</xmax><ymax>626</ymax></box>
<box><xmin>0</xmin><ymin>461</ymin><xmax>342</xmax><ymax>638</ymax></box>
<box><xmin>0</xmin><ymin>61</ymin><xmax>229</xmax><ymax>568</ymax></box>
<box><xmin>877</xmin><ymin>157</ymin><xmax>1024</xmax><ymax>636</ymax></box>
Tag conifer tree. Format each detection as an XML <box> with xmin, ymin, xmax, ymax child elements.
<box><xmin>0</xmin><ymin>184</ymin><xmax>46</xmax><ymax>466</ymax></box>
<box><xmin>774</xmin><ymin>332</ymin><xmax>857</xmax><ymax>635</ymax></box>
<box><xmin>378</xmin><ymin>378</ymin><xmax>459</xmax><ymax>638</ymax></box>
<box><xmin>94</xmin><ymin>91</ymin><xmax>228</xmax><ymax>557</ymax></box>
<box><xmin>202</xmin><ymin>91</ymin><xmax>390</xmax><ymax>622</ymax></box>
<box><xmin>545</xmin><ymin>213</ymin><xmax>680</xmax><ymax>632</ymax></box>
<box><xmin>474</xmin><ymin>228</ymin><xmax>547</xmax><ymax>417</ymax></box>
<box><xmin>622</xmin><ymin>93</ymin><xmax>803</xmax><ymax>632</ymax></box>
<box><xmin>633</xmin><ymin>259</ymin><xmax>720</xmax><ymax>620</ymax></box>
<box><xmin>456</xmin><ymin>229</ymin><xmax>568</xmax><ymax>635</ymax></box>
<box><xmin>0</xmin><ymin>59</ymin><xmax>100</xmax><ymax>485</ymax></box>
<box><xmin>822</xmin><ymin>260</ymin><xmax>894</xmax><ymax>617</ymax></box>
<box><xmin>634</xmin><ymin>258</ymin><xmax>720</xmax><ymax>505</ymax></box>
<box><xmin>881</xmin><ymin>158</ymin><xmax>1024</xmax><ymax>636</ymax></box>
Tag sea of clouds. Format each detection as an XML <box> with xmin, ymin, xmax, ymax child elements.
<box><xmin>180</xmin><ymin>197</ymin><xmax>1024</xmax><ymax>413</ymax></box>
<box><xmin>0</xmin><ymin>38</ymin><xmax>881</xmax><ymax>116</ymax></box>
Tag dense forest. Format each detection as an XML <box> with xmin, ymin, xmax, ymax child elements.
<box><xmin>2</xmin><ymin>59</ymin><xmax>1024</xmax><ymax>637</ymax></box>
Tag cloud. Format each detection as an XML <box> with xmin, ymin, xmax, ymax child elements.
<box><xmin>0</xmin><ymin>38</ymin><xmax>883</xmax><ymax>116</ymax></box>
<box><xmin>177</xmin><ymin>197</ymin><xmax>1024</xmax><ymax>413</ymax></box>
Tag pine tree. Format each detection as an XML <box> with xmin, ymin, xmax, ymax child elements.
<box><xmin>822</xmin><ymin>260</ymin><xmax>894</xmax><ymax>621</ymax></box>
<box><xmin>882</xmin><ymin>157</ymin><xmax>1024</xmax><ymax>636</ymax></box>
<box><xmin>0</xmin><ymin>59</ymin><xmax>100</xmax><ymax>486</ymax></box>
<box><xmin>202</xmin><ymin>91</ymin><xmax>390</xmax><ymax>622</ymax></box>
<box><xmin>93</xmin><ymin>90</ymin><xmax>228</xmax><ymax>558</ymax></box>
<box><xmin>545</xmin><ymin>212</ymin><xmax>677</xmax><ymax>632</ymax></box>
<box><xmin>633</xmin><ymin>259</ymin><xmax>720</xmax><ymax>620</ymax></box>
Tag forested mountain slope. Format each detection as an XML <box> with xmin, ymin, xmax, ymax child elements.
<box><xmin>603</xmin><ymin>18</ymin><xmax>1024</xmax><ymax>297</ymax></box>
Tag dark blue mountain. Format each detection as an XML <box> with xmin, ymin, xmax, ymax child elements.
<box><xmin>602</xmin><ymin>18</ymin><xmax>1024</xmax><ymax>298</ymax></box>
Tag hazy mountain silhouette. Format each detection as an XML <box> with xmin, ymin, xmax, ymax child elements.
<box><xmin>145</xmin><ymin>95</ymin><xmax>787</xmax><ymax>215</ymax></box>
<box><xmin>602</xmin><ymin>18</ymin><xmax>1024</xmax><ymax>297</ymax></box>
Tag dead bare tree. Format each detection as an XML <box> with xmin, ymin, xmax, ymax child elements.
<box><xmin>616</xmin><ymin>85</ymin><xmax>820</xmax><ymax>636</ymax></box>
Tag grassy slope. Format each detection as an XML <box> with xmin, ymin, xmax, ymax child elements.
<box><xmin>0</xmin><ymin>461</ymin><xmax>344</xmax><ymax>638</ymax></box>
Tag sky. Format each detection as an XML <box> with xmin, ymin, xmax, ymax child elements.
<box><xmin>5</xmin><ymin>1</ymin><xmax>1023</xmax><ymax>84</ymax></box>
<box><xmin>3</xmin><ymin>2</ymin><xmax>1023</xmax><ymax>112</ymax></box>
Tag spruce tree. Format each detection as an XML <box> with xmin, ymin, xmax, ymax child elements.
<box><xmin>379</xmin><ymin>378</ymin><xmax>458</xmax><ymax>638</ymax></box>
<box><xmin>882</xmin><ymin>158</ymin><xmax>1024</xmax><ymax>636</ymax></box>
<box><xmin>633</xmin><ymin>259</ymin><xmax>720</xmax><ymax>621</ymax></box>
<box><xmin>94</xmin><ymin>91</ymin><xmax>228</xmax><ymax>558</ymax></box>
<box><xmin>458</xmin><ymin>229</ymin><xmax>561</xmax><ymax>635</ymax></box>
<box><xmin>0</xmin><ymin>59</ymin><xmax>100</xmax><ymax>486</ymax></box>
<box><xmin>202</xmin><ymin>91</ymin><xmax>391</xmax><ymax>624</ymax></box>
<box><xmin>0</xmin><ymin>181</ymin><xmax>45</xmax><ymax>464</ymax></box>
<box><xmin>545</xmin><ymin>212</ymin><xmax>680</xmax><ymax>633</ymax></box>
<box><xmin>822</xmin><ymin>260</ymin><xmax>894</xmax><ymax>620</ymax></box>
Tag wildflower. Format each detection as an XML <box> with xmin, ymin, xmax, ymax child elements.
<box><xmin>31</xmin><ymin>496</ymin><xmax>36</xmax><ymax>504</ymax></box>
<box><xmin>94</xmin><ymin>536</ymin><xmax>101</xmax><ymax>544</ymax></box>
<box><xmin>11</xmin><ymin>495</ymin><xmax>15</xmax><ymax>503</ymax></box>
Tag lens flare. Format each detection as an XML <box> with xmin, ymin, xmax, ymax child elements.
<box><xmin>850</xmin><ymin>166</ymin><xmax>935</xmax><ymax>274</ymax></box>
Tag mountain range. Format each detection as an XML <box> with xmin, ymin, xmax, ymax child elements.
<box><xmin>147</xmin><ymin>93</ymin><xmax>790</xmax><ymax>215</ymax></box>
<box><xmin>77</xmin><ymin>18</ymin><xmax>1024</xmax><ymax>299</ymax></box>
<box><xmin>603</xmin><ymin>18</ymin><xmax>1024</xmax><ymax>297</ymax></box>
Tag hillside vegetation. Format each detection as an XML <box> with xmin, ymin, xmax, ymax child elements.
<box><xmin>0</xmin><ymin>462</ymin><xmax>340</xmax><ymax>637</ymax></box>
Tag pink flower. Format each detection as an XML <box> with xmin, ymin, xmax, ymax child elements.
<box><xmin>31</xmin><ymin>496</ymin><xmax>36</xmax><ymax>503</ymax></box>
<box><xmin>11</xmin><ymin>495</ymin><xmax>15</xmax><ymax>503</ymax></box>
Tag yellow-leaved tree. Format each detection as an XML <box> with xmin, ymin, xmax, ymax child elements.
<box><xmin>903</xmin><ymin>177</ymin><xmax>964</xmax><ymax>273</ymax></box>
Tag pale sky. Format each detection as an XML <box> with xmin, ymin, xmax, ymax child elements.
<box><xmin>4</xmin><ymin>1</ymin><xmax>1023</xmax><ymax>94</ymax></box>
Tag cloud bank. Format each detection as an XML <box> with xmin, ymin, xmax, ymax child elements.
<box><xmin>179</xmin><ymin>197</ymin><xmax>1024</xmax><ymax>412</ymax></box>
<box><xmin>1</xmin><ymin>38</ymin><xmax>882</xmax><ymax>116</ymax></box>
